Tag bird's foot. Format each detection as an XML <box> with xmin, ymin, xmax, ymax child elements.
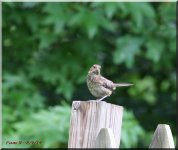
<box><xmin>96</xmin><ymin>95</ymin><xmax>108</xmax><ymax>102</ymax></box>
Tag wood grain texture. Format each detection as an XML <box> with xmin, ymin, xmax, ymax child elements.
<box><xmin>149</xmin><ymin>124</ymin><xmax>175</xmax><ymax>148</ymax></box>
<box><xmin>94</xmin><ymin>128</ymin><xmax>116</xmax><ymax>148</ymax></box>
<box><xmin>68</xmin><ymin>101</ymin><xmax>123</xmax><ymax>148</ymax></box>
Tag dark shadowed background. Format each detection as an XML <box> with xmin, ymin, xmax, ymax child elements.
<box><xmin>2</xmin><ymin>2</ymin><xmax>176</xmax><ymax>148</ymax></box>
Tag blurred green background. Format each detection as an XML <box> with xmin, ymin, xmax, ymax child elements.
<box><xmin>2</xmin><ymin>2</ymin><xmax>176</xmax><ymax>148</ymax></box>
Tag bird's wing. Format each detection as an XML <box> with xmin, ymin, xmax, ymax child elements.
<box><xmin>99</xmin><ymin>76</ymin><xmax>114</xmax><ymax>90</ymax></box>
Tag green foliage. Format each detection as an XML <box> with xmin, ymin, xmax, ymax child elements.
<box><xmin>128</xmin><ymin>76</ymin><xmax>157</xmax><ymax>104</ymax></box>
<box><xmin>3</xmin><ymin>72</ymin><xmax>45</xmax><ymax>135</ymax></box>
<box><xmin>113</xmin><ymin>35</ymin><xmax>143</xmax><ymax>68</ymax></box>
<box><xmin>2</xmin><ymin>2</ymin><xmax>176</xmax><ymax>148</ymax></box>
<box><xmin>3</xmin><ymin>102</ymin><xmax>71</xmax><ymax>148</ymax></box>
<box><xmin>121</xmin><ymin>109</ymin><xmax>145</xmax><ymax>148</ymax></box>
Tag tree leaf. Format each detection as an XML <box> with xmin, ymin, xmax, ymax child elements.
<box><xmin>113</xmin><ymin>35</ymin><xmax>143</xmax><ymax>68</ymax></box>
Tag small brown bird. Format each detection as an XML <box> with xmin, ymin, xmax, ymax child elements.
<box><xmin>87</xmin><ymin>64</ymin><xmax>133</xmax><ymax>101</ymax></box>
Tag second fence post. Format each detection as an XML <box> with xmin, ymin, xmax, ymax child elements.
<box><xmin>68</xmin><ymin>100</ymin><xmax>123</xmax><ymax>148</ymax></box>
<box><xmin>149</xmin><ymin>124</ymin><xmax>175</xmax><ymax>148</ymax></box>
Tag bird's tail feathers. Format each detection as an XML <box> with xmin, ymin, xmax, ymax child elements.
<box><xmin>115</xmin><ymin>83</ymin><xmax>133</xmax><ymax>87</ymax></box>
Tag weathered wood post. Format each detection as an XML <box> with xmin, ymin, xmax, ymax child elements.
<box><xmin>94</xmin><ymin>128</ymin><xmax>116</xmax><ymax>148</ymax></box>
<box><xmin>68</xmin><ymin>101</ymin><xmax>123</xmax><ymax>148</ymax></box>
<box><xmin>149</xmin><ymin>124</ymin><xmax>175</xmax><ymax>148</ymax></box>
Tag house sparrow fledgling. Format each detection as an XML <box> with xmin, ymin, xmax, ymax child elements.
<box><xmin>87</xmin><ymin>64</ymin><xmax>133</xmax><ymax>101</ymax></box>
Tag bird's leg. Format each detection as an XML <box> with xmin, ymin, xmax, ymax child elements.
<box><xmin>96</xmin><ymin>95</ymin><xmax>109</xmax><ymax>102</ymax></box>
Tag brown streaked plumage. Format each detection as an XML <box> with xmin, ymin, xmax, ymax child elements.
<box><xmin>87</xmin><ymin>64</ymin><xmax>133</xmax><ymax>101</ymax></box>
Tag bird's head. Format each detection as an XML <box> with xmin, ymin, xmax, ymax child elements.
<box><xmin>88</xmin><ymin>64</ymin><xmax>101</xmax><ymax>75</ymax></box>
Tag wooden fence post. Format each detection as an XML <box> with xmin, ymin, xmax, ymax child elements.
<box><xmin>68</xmin><ymin>101</ymin><xmax>123</xmax><ymax>148</ymax></box>
<box><xmin>94</xmin><ymin>128</ymin><xmax>116</xmax><ymax>148</ymax></box>
<box><xmin>149</xmin><ymin>124</ymin><xmax>175</xmax><ymax>148</ymax></box>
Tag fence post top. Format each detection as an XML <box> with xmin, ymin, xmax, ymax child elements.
<box><xmin>93</xmin><ymin>128</ymin><xmax>117</xmax><ymax>148</ymax></box>
<box><xmin>149</xmin><ymin>124</ymin><xmax>175</xmax><ymax>148</ymax></box>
